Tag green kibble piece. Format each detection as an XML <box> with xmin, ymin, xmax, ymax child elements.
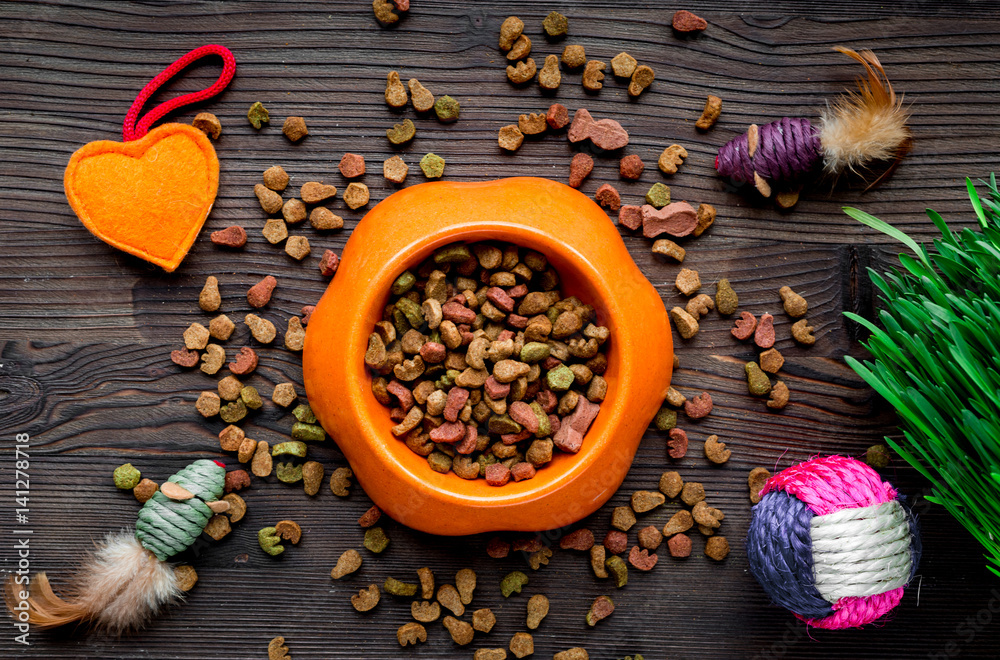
<box><xmin>258</xmin><ymin>527</ymin><xmax>285</xmax><ymax>556</ymax></box>
<box><xmin>489</xmin><ymin>414</ymin><xmax>522</xmax><ymax>435</ymax></box>
<box><xmin>386</xmin><ymin>118</ymin><xmax>416</xmax><ymax>145</ymax></box>
<box><xmin>434</xmin><ymin>243</ymin><xmax>472</xmax><ymax>264</ymax></box>
<box><xmin>275</xmin><ymin>461</ymin><xmax>303</xmax><ymax>484</ymax></box>
<box><xmin>113</xmin><ymin>463</ymin><xmax>141</xmax><ymax>489</ymax></box>
<box><xmin>715</xmin><ymin>278</ymin><xmax>739</xmax><ymax>316</ymax></box>
<box><xmin>520</xmin><ymin>342</ymin><xmax>551</xmax><ymax>363</ymax></box>
<box><xmin>240</xmin><ymin>386</ymin><xmax>263</xmax><ymax>410</ymax></box>
<box><xmin>542</xmin><ymin>11</ymin><xmax>568</xmax><ymax>36</ymax></box>
<box><xmin>392</xmin><ymin>270</ymin><xmax>417</xmax><ymax>296</ymax></box>
<box><xmin>745</xmin><ymin>362</ymin><xmax>772</xmax><ymax>396</ymax></box>
<box><xmin>220</xmin><ymin>399</ymin><xmax>247</xmax><ymax>424</ymax></box>
<box><xmin>420</xmin><ymin>153</ymin><xmax>446</xmax><ymax>179</ymax></box>
<box><xmin>545</xmin><ymin>307</ymin><xmax>561</xmax><ymax>325</ymax></box>
<box><xmin>866</xmin><ymin>444</ymin><xmax>891</xmax><ymax>469</ymax></box>
<box><xmin>395</xmin><ymin>297</ymin><xmax>425</xmax><ymax>328</ymax></box>
<box><xmin>530</xmin><ymin>402</ymin><xmax>551</xmax><ymax>437</ymax></box>
<box><xmin>645</xmin><ymin>183</ymin><xmax>671</xmax><ymax>208</ymax></box>
<box><xmin>272</xmin><ymin>441</ymin><xmax>308</xmax><ymax>458</ymax></box>
<box><xmin>393</xmin><ymin>307</ymin><xmax>412</xmax><ymax>337</ymax></box>
<box><xmin>364</xmin><ymin>527</ymin><xmax>390</xmax><ymax>553</ymax></box>
<box><xmin>292</xmin><ymin>404</ymin><xmax>317</xmax><ymax>424</ymax></box>
<box><xmin>546</xmin><ymin>364</ymin><xmax>575</xmax><ymax>392</ymax></box>
<box><xmin>427</xmin><ymin>451</ymin><xmax>453</xmax><ymax>473</ymax></box>
<box><xmin>654</xmin><ymin>408</ymin><xmax>677</xmax><ymax>431</ymax></box>
<box><xmin>478</xmin><ymin>452</ymin><xmax>498</xmax><ymax>477</ymax></box>
<box><xmin>247</xmin><ymin>101</ymin><xmax>270</xmax><ymax>129</ymax></box>
<box><xmin>605</xmin><ymin>555</ymin><xmax>628</xmax><ymax>588</ymax></box>
<box><xmin>436</xmin><ymin>369</ymin><xmax>461</xmax><ymax>390</ymax></box>
<box><xmin>384</xmin><ymin>576</ymin><xmax>419</xmax><ymax>596</ymax></box>
<box><xmin>433</xmin><ymin>95</ymin><xmax>460</xmax><ymax>123</ymax></box>
<box><xmin>500</xmin><ymin>571</ymin><xmax>529</xmax><ymax>597</ymax></box>
<box><xmin>292</xmin><ymin>422</ymin><xmax>326</xmax><ymax>442</ymax></box>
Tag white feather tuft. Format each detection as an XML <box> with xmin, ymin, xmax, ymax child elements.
<box><xmin>820</xmin><ymin>47</ymin><xmax>910</xmax><ymax>177</ymax></box>
<box><xmin>5</xmin><ymin>531</ymin><xmax>181</xmax><ymax>633</ymax></box>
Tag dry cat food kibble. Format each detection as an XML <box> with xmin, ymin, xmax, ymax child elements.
<box><xmin>539</xmin><ymin>54</ymin><xmax>561</xmax><ymax>90</ymax></box>
<box><xmin>791</xmin><ymin>318</ymin><xmax>816</xmax><ymax>345</ymax></box>
<box><xmin>562</xmin><ymin>44</ymin><xmax>586</xmax><ymax>69</ymax></box>
<box><xmin>658</xmin><ymin>144</ymin><xmax>687</xmax><ymax>174</ymax></box>
<box><xmin>435</xmin><ymin>96</ymin><xmax>461</xmax><ymax>122</ymax></box>
<box><xmin>408</xmin><ymin>79</ymin><xmax>434</xmax><ymax>112</ymax></box>
<box><xmin>499</xmin><ymin>125</ymin><xmax>525</xmax><ymax>151</ymax></box>
<box><xmin>547</xmin><ymin>103</ymin><xmax>569</xmax><ymax>130</ymax></box>
<box><xmin>339</xmin><ymin>153</ymin><xmax>366</xmax><ymax>178</ymax></box>
<box><xmin>507</xmin><ymin>59</ymin><xmax>537</xmax><ymax>85</ymax></box>
<box><xmin>211</xmin><ymin>225</ymin><xmax>247</xmax><ymax>248</ymax></box>
<box><xmin>673</xmin><ymin>9</ymin><xmax>708</xmax><ymax>32</ymax></box>
<box><xmin>610</xmin><ymin>52</ymin><xmax>637</xmax><ymax>78</ymax></box>
<box><xmin>628</xmin><ymin>65</ymin><xmax>654</xmax><ymax>97</ymax></box>
<box><xmin>247</xmin><ymin>101</ymin><xmax>269</xmax><ymax>129</ymax></box>
<box><xmin>779</xmin><ymin>286</ymin><xmax>808</xmax><ymax>317</ymax></box>
<box><xmin>518</xmin><ymin>112</ymin><xmax>547</xmax><ymax>135</ymax></box>
<box><xmin>619</xmin><ymin>154</ymin><xmax>644</xmax><ymax>180</ymax></box>
<box><xmin>542</xmin><ymin>10</ymin><xmax>568</xmax><ymax>36</ymax></box>
<box><xmin>586</xmin><ymin>595</ymin><xmax>615</xmax><ymax>626</ymax></box>
<box><xmin>696</xmin><ymin>95</ymin><xmax>723</xmax><ymax>131</ymax></box>
<box><xmin>344</xmin><ymin>182</ymin><xmax>370</xmax><ymax>210</ymax></box>
<box><xmin>568</xmin><ymin>153</ymin><xmax>594</xmax><ymax>188</ymax></box>
<box><xmin>755</xmin><ymin>313</ymin><xmax>776</xmax><ymax>348</ymax></box>
<box><xmin>368</xmin><ymin>241</ymin><xmax>608</xmax><ymax>484</ymax></box>
<box><xmin>420</xmin><ymin>153</ymin><xmax>445</xmax><ymax>178</ymax></box>
<box><xmin>767</xmin><ymin>380</ymin><xmax>790</xmax><ymax>409</ymax></box>
<box><xmin>387</xmin><ymin>119</ymin><xmax>416</xmax><ymax>145</ymax></box>
<box><xmin>595</xmin><ymin>184</ymin><xmax>621</xmax><ymax>211</ymax></box>
<box><xmin>385</xmin><ymin>71</ymin><xmax>408</xmax><ymax>108</ymax></box>
<box><xmin>282</xmin><ymin>116</ymin><xmax>308</xmax><ymax>142</ymax></box>
<box><xmin>383</xmin><ymin>155</ymin><xmax>409</xmax><ymax>184</ymax></box>
<box><xmin>583</xmin><ymin>60</ymin><xmax>606</xmax><ymax>91</ymax></box>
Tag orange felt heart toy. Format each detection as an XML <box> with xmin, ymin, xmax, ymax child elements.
<box><xmin>64</xmin><ymin>123</ymin><xmax>219</xmax><ymax>272</ymax></box>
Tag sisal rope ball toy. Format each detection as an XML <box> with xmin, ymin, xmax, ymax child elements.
<box><xmin>746</xmin><ymin>455</ymin><xmax>921</xmax><ymax>629</ymax></box>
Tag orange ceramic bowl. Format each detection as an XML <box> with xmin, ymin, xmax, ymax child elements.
<box><xmin>303</xmin><ymin>177</ymin><xmax>673</xmax><ymax>535</ymax></box>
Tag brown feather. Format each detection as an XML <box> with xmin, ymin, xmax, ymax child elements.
<box><xmin>819</xmin><ymin>47</ymin><xmax>911</xmax><ymax>176</ymax></box>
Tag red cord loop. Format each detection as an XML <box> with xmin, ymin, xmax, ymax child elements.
<box><xmin>122</xmin><ymin>44</ymin><xmax>236</xmax><ymax>141</ymax></box>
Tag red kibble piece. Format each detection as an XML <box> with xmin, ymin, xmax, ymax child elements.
<box><xmin>541</xmin><ymin>356</ymin><xmax>562</xmax><ymax>371</ymax></box>
<box><xmin>667</xmin><ymin>427</ymin><xmax>688</xmax><ymax>459</ymax></box>
<box><xmin>604</xmin><ymin>530</ymin><xmax>628</xmax><ymax>554</ymax></box>
<box><xmin>512</xmin><ymin>538</ymin><xmax>543</xmax><ymax>553</ymax></box>
<box><xmin>358</xmin><ymin>505</ymin><xmax>382</xmax><ymax>528</ymax></box>
<box><xmin>560</xmin><ymin>528</ymin><xmax>595</xmax><ymax>551</ymax></box>
<box><xmin>508</xmin><ymin>401</ymin><xmax>540</xmax><ymax>434</ymax></box>
<box><xmin>419</xmin><ymin>341</ymin><xmax>447</xmax><ymax>363</ymax></box>
<box><xmin>486</xmin><ymin>287</ymin><xmax>515</xmax><ymax>313</ymax></box>
<box><xmin>731</xmin><ymin>311</ymin><xmax>757</xmax><ymax>340</ymax></box>
<box><xmin>568</xmin><ymin>152</ymin><xmax>594</xmax><ymax>188</ymax></box>
<box><xmin>247</xmin><ymin>275</ymin><xmax>277</xmax><ymax>308</ymax></box>
<box><xmin>568</xmin><ymin>108</ymin><xmax>595</xmax><ymax>143</ymax></box>
<box><xmin>497</xmin><ymin>329</ymin><xmax>515</xmax><ymax>342</ymax></box>
<box><xmin>619</xmin><ymin>154</ymin><xmax>644</xmax><ymax>180</ymax></box>
<box><xmin>301</xmin><ymin>305</ymin><xmax>316</xmax><ymax>325</ymax></box>
<box><xmin>511</xmin><ymin>462</ymin><xmax>536</xmax><ymax>482</ymax></box>
<box><xmin>444</xmin><ymin>387</ymin><xmax>470</xmax><ymax>422</ymax></box>
<box><xmin>229</xmin><ymin>346</ymin><xmax>259</xmax><ymax>375</ymax></box>
<box><xmin>595</xmin><ymin>184</ymin><xmax>621</xmax><ymax>212</ymax></box>
<box><xmin>536</xmin><ymin>390</ymin><xmax>557</xmax><ymax>413</ymax></box>
<box><xmin>672</xmin><ymin>9</ymin><xmax>708</xmax><ymax>32</ymax></box>
<box><xmin>618</xmin><ymin>205</ymin><xmax>642</xmax><ymax>230</ymax></box>
<box><xmin>170</xmin><ymin>348</ymin><xmax>199</xmax><ymax>367</ymax></box>
<box><xmin>319</xmin><ymin>250</ymin><xmax>340</xmax><ymax>277</ymax></box>
<box><xmin>211</xmin><ymin>225</ymin><xmax>247</xmax><ymax>248</ymax></box>
<box><xmin>548</xmin><ymin>414</ymin><xmax>560</xmax><ymax>433</ymax></box>
<box><xmin>386</xmin><ymin>380</ymin><xmax>415</xmax><ymax>412</ymax></box>
<box><xmin>684</xmin><ymin>392</ymin><xmax>713</xmax><ymax>419</ymax></box>
<box><xmin>588</xmin><ymin>118</ymin><xmax>629</xmax><ymax>150</ymax></box>
<box><xmin>507</xmin><ymin>314</ymin><xmax>529</xmax><ymax>329</ymax></box>
<box><xmin>487</xmin><ymin>537</ymin><xmax>511</xmax><ymax>558</ymax></box>
<box><xmin>338</xmin><ymin>153</ymin><xmax>366</xmax><ymax>178</ymax></box>
<box><xmin>547</xmin><ymin>103</ymin><xmax>569</xmax><ymax>130</ymax></box>
<box><xmin>628</xmin><ymin>546</ymin><xmax>659</xmax><ymax>571</ymax></box>
<box><xmin>224</xmin><ymin>469</ymin><xmax>251</xmax><ymax>493</ymax></box>
<box><xmin>484</xmin><ymin>376</ymin><xmax>511</xmax><ymax>400</ymax></box>
<box><xmin>507</xmin><ymin>283</ymin><xmax>528</xmax><ymax>299</ymax></box>
<box><xmin>642</xmin><ymin>202</ymin><xmax>698</xmax><ymax>238</ymax></box>
<box><xmin>485</xmin><ymin>462</ymin><xmax>511</xmax><ymax>486</ymax></box>
<box><xmin>430</xmin><ymin>421</ymin><xmax>466</xmax><ymax>443</ymax></box>
<box><xmin>456</xmin><ymin>425</ymin><xmax>478</xmax><ymax>454</ymax></box>
<box><xmin>502</xmin><ymin>429</ymin><xmax>533</xmax><ymax>445</ymax></box>
<box><xmin>668</xmin><ymin>533</ymin><xmax>692</xmax><ymax>557</ymax></box>
<box><xmin>755</xmin><ymin>313</ymin><xmax>776</xmax><ymax>349</ymax></box>
<box><xmin>442</xmin><ymin>301</ymin><xmax>477</xmax><ymax>324</ymax></box>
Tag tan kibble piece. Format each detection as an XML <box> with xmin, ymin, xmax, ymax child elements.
<box><xmin>383</xmin><ymin>155</ymin><xmax>409</xmax><ymax>184</ymax></box>
<box><xmin>443</xmin><ymin>616</ymin><xmax>474</xmax><ymax>645</ymax></box>
<box><xmin>498</xmin><ymin>125</ymin><xmax>525</xmax><ymax>151</ymax></box>
<box><xmin>791</xmin><ymin>318</ymin><xmax>816</xmax><ymax>345</ymax></box>
<box><xmin>507</xmin><ymin>34</ymin><xmax>531</xmax><ymax>61</ymax></box>
<box><xmin>268</xmin><ymin>636</ymin><xmax>290</xmax><ymax>660</ymax></box>
<box><xmin>223</xmin><ymin>493</ymin><xmax>247</xmax><ymax>522</ymax></box>
<box><xmin>274</xmin><ymin>520</ymin><xmax>302</xmax><ymax>544</ymax></box>
<box><xmin>779</xmin><ymin>286</ymin><xmax>808</xmax><ymax>317</ymax></box>
<box><xmin>209</xmin><ymin>314</ymin><xmax>235</xmax><ymax>341</ymax></box>
<box><xmin>262</xmin><ymin>165</ymin><xmax>289</xmax><ymax>191</ymax></box>
<box><xmin>252</xmin><ymin>440</ymin><xmax>273</xmax><ymax>477</ymax></box>
<box><xmin>285</xmin><ymin>316</ymin><xmax>306</xmax><ymax>351</ymax></box>
<box><xmin>637</xmin><ymin>525</ymin><xmax>662</xmax><ymax>550</ymax></box>
<box><xmin>538</xmin><ymin>54</ymin><xmax>561</xmax><ymax>90</ymax></box>
<box><xmin>507</xmin><ymin>58</ymin><xmax>537</xmax><ymax>84</ymax></box>
<box><xmin>302</xmin><ymin>461</ymin><xmax>324</xmax><ymax>496</ymax></box>
<box><xmin>411</xmin><ymin>600</ymin><xmax>441</xmax><ymax>622</ymax></box>
<box><xmin>759</xmin><ymin>348</ymin><xmax>784</xmax><ymax>374</ymax></box>
<box><xmin>510</xmin><ymin>632</ymin><xmax>534</xmax><ymax>658</ymax></box>
<box><xmin>417</xmin><ymin>567</ymin><xmax>435</xmax><ymax>599</ymax></box>
<box><xmin>590</xmin><ymin>545</ymin><xmax>608</xmax><ymax>578</ymax></box>
<box><xmin>203</xmin><ymin>514</ymin><xmax>231</xmax><ymax>541</ymax></box>
<box><xmin>198</xmin><ymin>276</ymin><xmax>221</xmax><ymax>312</ymax></box>
<box><xmin>526</xmin><ymin>593</ymin><xmax>549</xmax><ymax>629</ymax></box>
<box><xmin>685</xmin><ymin>293</ymin><xmax>715</xmax><ymax>320</ymax></box>
<box><xmin>173</xmin><ymin>565</ymin><xmax>198</xmax><ymax>591</ymax></box>
<box><xmin>200</xmin><ymin>344</ymin><xmax>225</xmax><ymax>375</ymax></box>
<box><xmin>245</xmin><ymin>314</ymin><xmax>277</xmax><ymax>344</ymax></box>
<box><xmin>282</xmin><ymin>198</ymin><xmax>307</xmax><ymax>225</ymax></box>
<box><xmin>695</xmin><ymin>203</ymin><xmax>717</xmax><ymax>237</ymax></box>
<box><xmin>776</xmin><ymin>189</ymin><xmax>801</xmax><ymax>209</ymax></box>
<box><xmin>397</xmin><ymin>622</ymin><xmax>427</xmax><ymax>647</ymax></box>
<box><xmin>192</xmin><ymin>112</ymin><xmax>221</xmax><ymax>139</ymax></box>
<box><xmin>218</xmin><ymin>375</ymin><xmax>242</xmax><ymax>401</ymax></box>
<box><xmin>272</xmin><ymin>382</ymin><xmax>297</xmax><ymax>407</ymax></box>
<box><xmin>704</xmin><ymin>435</ymin><xmax>732</xmax><ymax>464</ymax></box>
<box><xmin>675</xmin><ymin>268</ymin><xmax>701</xmax><ymax>296</ymax></box>
<box><xmin>196</xmin><ymin>391</ymin><xmax>220</xmax><ymax>417</ymax></box>
<box><xmin>218</xmin><ymin>425</ymin><xmax>245</xmax><ymax>452</ymax></box>
<box><xmin>748</xmin><ymin>467</ymin><xmax>771</xmax><ymax>504</ymax></box>
<box><xmin>262</xmin><ymin>218</ymin><xmax>288</xmax><ymax>244</ymax></box>
<box><xmin>662</xmin><ymin>510</ymin><xmax>694</xmax><ymax>537</ymax></box>
<box><xmin>528</xmin><ymin>547</ymin><xmax>552</xmax><ymax>570</ymax></box>
<box><xmin>665</xmin><ymin>387</ymin><xmax>687</xmax><ymax>407</ymax></box>
<box><xmin>183</xmin><ymin>322</ymin><xmax>210</xmax><ymax>350</ymax></box>
<box><xmin>344</xmin><ymin>182</ymin><xmax>370</xmax><ymax>210</ymax></box>
<box><xmin>554</xmin><ymin>649</ymin><xmax>589</xmax><ymax>660</ymax></box>
<box><xmin>631</xmin><ymin>490</ymin><xmax>666</xmax><ymax>513</ymax></box>
<box><xmin>351</xmin><ymin>584</ymin><xmax>380</xmax><ymax>612</ymax></box>
<box><xmin>767</xmin><ymin>380</ymin><xmax>790</xmax><ymax>409</ymax></box>
<box><xmin>518</xmin><ymin>112</ymin><xmax>547</xmax><ymax>136</ymax></box>
<box><xmin>696</xmin><ymin>95</ymin><xmax>723</xmax><ymax>130</ymax></box>
<box><xmin>670</xmin><ymin>307</ymin><xmax>699</xmax><ymax>340</ymax></box>
<box><xmin>583</xmin><ymin>60</ymin><xmax>605</xmax><ymax>91</ymax></box>
<box><xmin>611</xmin><ymin>505</ymin><xmax>636</xmax><ymax>531</ymax></box>
<box><xmin>456</xmin><ymin>568</ymin><xmax>476</xmax><ymax>604</ymax></box>
<box><xmin>254</xmin><ymin>184</ymin><xmax>283</xmax><ymax>214</ymax></box>
<box><xmin>499</xmin><ymin>16</ymin><xmax>524</xmax><ymax>51</ymax></box>
<box><xmin>562</xmin><ymin>44</ymin><xmax>586</xmax><ymax>69</ymax></box>
<box><xmin>282</xmin><ymin>116</ymin><xmax>308</xmax><ymax>142</ymax></box>
<box><xmin>628</xmin><ymin>65</ymin><xmax>654</xmax><ymax>97</ymax></box>
<box><xmin>437</xmin><ymin>583</ymin><xmax>465</xmax><ymax>616</ymax></box>
<box><xmin>681</xmin><ymin>481</ymin><xmax>706</xmax><ymax>506</ymax></box>
<box><xmin>407</xmin><ymin>78</ymin><xmax>434</xmax><ymax>112</ymax></box>
<box><xmin>385</xmin><ymin>71</ymin><xmax>408</xmax><ymax>108</ymax></box>
<box><xmin>373</xmin><ymin>0</ymin><xmax>399</xmax><ymax>25</ymax></box>
<box><xmin>309</xmin><ymin>207</ymin><xmax>344</xmax><ymax>230</ymax></box>
<box><xmin>705</xmin><ymin>536</ymin><xmax>731</xmax><ymax>561</ymax></box>
<box><xmin>133</xmin><ymin>478</ymin><xmax>159</xmax><ymax>503</ymax></box>
<box><xmin>658</xmin><ymin>471</ymin><xmax>683</xmax><ymax>498</ymax></box>
<box><xmin>331</xmin><ymin>549</ymin><xmax>362</xmax><ymax>579</ymax></box>
<box><xmin>237</xmin><ymin>436</ymin><xmax>257</xmax><ymax>463</ymax></box>
<box><xmin>473</xmin><ymin>608</ymin><xmax>497</xmax><ymax>633</ymax></box>
<box><xmin>300</xmin><ymin>181</ymin><xmax>337</xmax><ymax>204</ymax></box>
<box><xmin>475</xmin><ymin>649</ymin><xmax>507</xmax><ymax>660</ymax></box>
<box><xmin>610</xmin><ymin>52</ymin><xmax>637</xmax><ymax>78</ymax></box>
<box><xmin>652</xmin><ymin>239</ymin><xmax>685</xmax><ymax>262</ymax></box>
<box><xmin>658</xmin><ymin>144</ymin><xmax>688</xmax><ymax>174</ymax></box>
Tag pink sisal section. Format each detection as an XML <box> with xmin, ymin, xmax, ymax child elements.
<box><xmin>798</xmin><ymin>588</ymin><xmax>905</xmax><ymax>629</ymax></box>
<box><xmin>759</xmin><ymin>455</ymin><xmax>897</xmax><ymax>516</ymax></box>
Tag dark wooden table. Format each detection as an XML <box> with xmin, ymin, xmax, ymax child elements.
<box><xmin>3</xmin><ymin>1</ymin><xmax>1000</xmax><ymax>658</ymax></box>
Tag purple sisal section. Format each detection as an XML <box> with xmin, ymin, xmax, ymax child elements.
<box><xmin>715</xmin><ymin>117</ymin><xmax>821</xmax><ymax>184</ymax></box>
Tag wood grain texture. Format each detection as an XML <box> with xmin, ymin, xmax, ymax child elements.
<box><xmin>2</xmin><ymin>1</ymin><xmax>1000</xmax><ymax>658</ymax></box>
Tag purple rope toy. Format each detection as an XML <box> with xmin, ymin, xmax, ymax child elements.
<box><xmin>715</xmin><ymin>117</ymin><xmax>822</xmax><ymax>188</ymax></box>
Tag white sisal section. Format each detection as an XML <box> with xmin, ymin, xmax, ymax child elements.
<box><xmin>810</xmin><ymin>500</ymin><xmax>912</xmax><ymax>602</ymax></box>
